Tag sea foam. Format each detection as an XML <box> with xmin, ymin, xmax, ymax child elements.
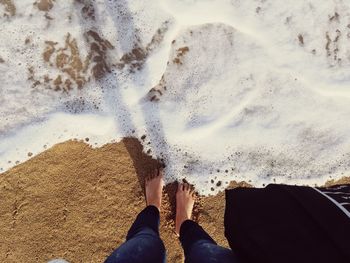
<box><xmin>1</xmin><ymin>0</ymin><xmax>350</xmax><ymax>195</ymax></box>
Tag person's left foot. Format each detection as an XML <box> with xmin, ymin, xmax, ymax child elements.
<box><xmin>145</xmin><ymin>168</ymin><xmax>164</xmax><ymax>211</ymax></box>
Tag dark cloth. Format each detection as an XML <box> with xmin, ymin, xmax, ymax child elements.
<box><xmin>318</xmin><ymin>184</ymin><xmax>350</xmax><ymax>212</ymax></box>
<box><xmin>106</xmin><ymin>206</ymin><xmax>238</xmax><ymax>263</ymax></box>
<box><xmin>224</xmin><ymin>184</ymin><xmax>350</xmax><ymax>263</ymax></box>
<box><xmin>105</xmin><ymin>205</ymin><xmax>166</xmax><ymax>263</ymax></box>
<box><xmin>179</xmin><ymin>219</ymin><xmax>239</xmax><ymax>263</ymax></box>
<box><xmin>126</xmin><ymin>204</ymin><xmax>161</xmax><ymax>238</ymax></box>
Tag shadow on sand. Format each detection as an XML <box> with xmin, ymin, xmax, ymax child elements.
<box><xmin>73</xmin><ymin>0</ymin><xmax>182</xmax><ymax>221</ymax></box>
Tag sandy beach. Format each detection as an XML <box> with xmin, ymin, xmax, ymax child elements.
<box><xmin>0</xmin><ymin>139</ymin><xmax>252</xmax><ymax>262</ymax></box>
<box><xmin>0</xmin><ymin>139</ymin><xmax>348</xmax><ymax>262</ymax></box>
<box><xmin>1</xmin><ymin>1</ymin><xmax>350</xmax><ymax>262</ymax></box>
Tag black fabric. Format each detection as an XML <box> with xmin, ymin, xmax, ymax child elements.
<box><xmin>179</xmin><ymin>220</ymin><xmax>217</xmax><ymax>255</ymax></box>
<box><xmin>105</xmin><ymin>205</ymin><xmax>166</xmax><ymax>263</ymax></box>
<box><xmin>224</xmin><ymin>184</ymin><xmax>350</xmax><ymax>263</ymax></box>
<box><xmin>179</xmin><ymin>220</ymin><xmax>238</xmax><ymax>263</ymax></box>
<box><xmin>126</xmin><ymin>205</ymin><xmax>160</xmax><ymax>239</ymax></box>
<box><xmin>318</xmin><ymin>184</ymin><xmax>350</xmax><ymax>212</ymax></box>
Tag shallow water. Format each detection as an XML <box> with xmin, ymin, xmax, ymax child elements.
<box><xmin>1</xmin><ymin>0</ymin><xmax>350</xmax><ymax>195</ymax></box>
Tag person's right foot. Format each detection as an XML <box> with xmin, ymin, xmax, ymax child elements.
<box><xmin>175</xmin><ymin>181</ymin><xmax>196</xmax><ymax>235</ymax></box>
<box><xmin>145</xmin><ymin>168</ymin><xmax>164</xmax><ymax>212</ymax></box>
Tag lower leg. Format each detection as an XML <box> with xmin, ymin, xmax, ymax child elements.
<box><xmin>176</xmin><ymin>182</ymin><xmax>238</xmax><ymax>263</ymax></box>
<box><xmin>105</xmin><ymin>168</ymin><xmax>166</xmax><ymax>263</ymax></box>
<box><xmin>126</xmin><ymin>205</ymin><xmax>160</xmax><ymax>239</ymax></box>
<box><xmin>105</xmin><ymin>229</ymin><xmax>166</xmax><ymax>263</ymax></box>
<box><xmin>127</xmin><ymin>169</ymin><xmax>164</xmax><ymax>238</ymax></box>
<box><xmin>180</xmin><ymin>220</ymin><xmax>237</xmax><ymax>263</ymax></box>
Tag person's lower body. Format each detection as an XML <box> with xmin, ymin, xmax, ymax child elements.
<box><xmin>179</xmin><ymin>219</ymin><xmax>238</xmax><ymax>263</ymax></box>
<box><xmin>105</xmin><ymin>205</ymin><xmax>166</xmax><ymax>263</ymax></box>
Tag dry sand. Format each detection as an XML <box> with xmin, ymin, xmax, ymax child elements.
<box><xmin>0</xmin><ymin>138</ymin><xmax>348</xmax><ymax>263</ymax></box>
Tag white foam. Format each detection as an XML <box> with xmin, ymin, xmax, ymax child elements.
<box><xmin>1</xmin><ymin>0</ymin><xmax>350</xmax><ymax>195</ymax></box>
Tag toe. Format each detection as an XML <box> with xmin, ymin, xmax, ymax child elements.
<box><xmin>159</xmin><ymin>170</ymin><xmax>164</xmax><ymax>181</ymax></box>
<box><xmin>184</xmin><ymin>183</ymin><xmax>190</xmax><ymax>191</ymax></box>
<box><xmin>177</xmin><ymin>182</ymin><xmax>183</xmax><ymax>192</ymax></box>
<box><xmin>154</xmin><ymin>168</ymin><xmax>159</xmax><ymax>178</ymax></box>
<box><xmin>191</xmin><ymin>191</ymin><xmax>196</xmax><ymax>199</ymax></box>
<box><xmin>189</xmin><ymin>187</ymin><xmax>194</xmax><ymax>195</ymax></box>
<box><xmin>158</xmin><ymin>167</ymin><xmax>164</xmax><ymax>177</ymax></box>
<box><xmin>145</xmin><ymin>169</ymin><xmax>152</xmax><ymax>181</ymax></box>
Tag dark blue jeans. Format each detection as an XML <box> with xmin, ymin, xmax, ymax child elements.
<box><xmin>180</xmin><ymin>220</ymin><xmax>238</xmax><ymax>263</ymax></box>
<box><xmin>105</xmin><ymin>206</ymin><xmax>238</xmax><ymax>263</ymax></box>
<box><xmin>105</xmin><ymin>205</ymin><xmax>166</xmax><ymax>263</ymax></box>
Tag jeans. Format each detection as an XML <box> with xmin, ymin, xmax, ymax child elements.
<box><xmin>180</xmin><ymin>220</ymin><xmax>238</xmax><ymax>263</ymax></box>
<box><xmin>105</xmin><ymin>205</ymin><xmax>166</xmax><ymax>263</ymax></box>
<box><xmin>105</xmin><ymin>206</ymin><xmax>238</xmax><ymax>263</ymax></box>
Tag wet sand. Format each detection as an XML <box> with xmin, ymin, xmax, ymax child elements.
<box><xmin>0</xmin><ymin>139</ymin><xmax>348</xmax><ymax>262</ymax></box>
<box><xmin>0</xmin><ymin>139</ymin><xmax>250</xmax><ymax>262</ymax></box>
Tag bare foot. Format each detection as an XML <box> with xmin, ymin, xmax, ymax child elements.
<box><xmin>175</xmin><ymin>181</ymin><xmax>196</xmax><ymax>235</ymax></box>
<box><xmin>145</xmin><ymin>168</ymin><xmax>164</xmax><ymax>211</ymax></box>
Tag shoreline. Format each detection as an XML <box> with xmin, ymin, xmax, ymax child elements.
<box><xmin>0</xmin><ymin>139</ymin><xmax>348</xmax><ymax>262</ymax></box>
<box><xmin>0</xmin><ymin>139</ymin><xmax>239</xmax><ymax>262</ymax></box>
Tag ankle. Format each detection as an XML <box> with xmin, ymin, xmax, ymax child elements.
<box><xmin>147</xmin><ymin>201</ymin><xmax>161</xmax><ymax>211</ymax></box>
